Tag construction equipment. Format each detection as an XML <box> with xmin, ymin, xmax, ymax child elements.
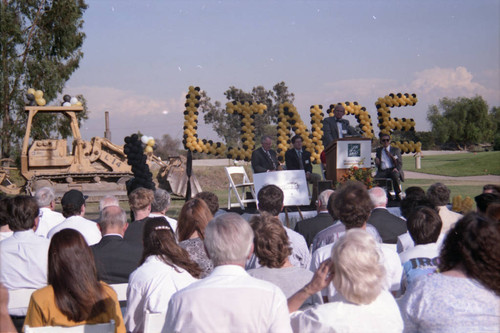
<box><xmin>20</xmin><ymin>105</ymin><xmax>200</xmax><ymax>200</ymax></box>
<box><xmin>21</xmin><ymin>106</ymin><xmax>133</xmax><ymax>200</ymax></box>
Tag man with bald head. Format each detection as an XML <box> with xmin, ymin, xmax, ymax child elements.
<box><xmin>91</xmin><ymin>206</ymin><xmax>142</xmax><ymax>284</ymax></box>
<box><xmin>322</xmin><ymin>104</ymin><xmax>360</xmax><ymax>147</ymax></box>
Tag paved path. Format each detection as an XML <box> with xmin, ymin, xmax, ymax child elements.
<box><xmin>404</xmin><ymin>171</ymin><xmax>500</xmax><ymax>183</ymax></box>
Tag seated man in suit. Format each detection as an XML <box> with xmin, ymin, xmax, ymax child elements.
<box><xmin>91</xmin><ymin>205</ymin><xmax>142</xmax><ymax>284</ymax></box>
<box><xmin>367</xmin><ymin>187</ymin><xmax>407</xmax><ymax>244</ymax></box>
<box><xmin>322</xmin><ymin>104</ymin><xmax>360</xmax><ymax>147</ymax></box>
<box><xmin>375</xmin><ymin>133</ymin><xmax>404</xmax><ymax>200</ymax></box>
<box><xmin>285</xmin><ymin>135</ymin><xmax>322</xmax><ymax>205</ymax></box>
<box><xmin>251</xmin><ymin>135</ymin><xmax>281</xmax><ymax>173</ymax></box>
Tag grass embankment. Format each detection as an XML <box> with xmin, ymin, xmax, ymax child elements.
<box><xmin>402</xmin><ymin>151</ymin><xmax>500</xmax><ymax>176</ymax></box>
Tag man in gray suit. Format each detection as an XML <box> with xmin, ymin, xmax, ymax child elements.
<box><xmin>322</xmin><ymin>104</ymin><xmax>360</xmax><ymax>147</ymax></box>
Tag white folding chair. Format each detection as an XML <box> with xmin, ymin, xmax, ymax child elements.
<box><xmin>109</xmin><ymin>283</ymin><xmax>128</xmax><ymax>302</ymax></box>
<box><xmin>25</xmin><ymin>320</ymin><xmax>115</xmax><ymax>333</ymax></box>
<box><xmin>8</xmin><ymin>288</ymin><xmax>36</xmax><ymax>313</ymax></box>
<box><xmin>225</xmin><ymin>166</ymin><xmax>256</xmax><ymax>210</ymax></box>
<box><xmin>144</xmin><ymin>310</ymin><xmax>166</xmax><ymax>333</ymax></box>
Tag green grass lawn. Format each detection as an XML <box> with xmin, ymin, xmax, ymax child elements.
<box><xmin>403</xmin><ymin>151</ymin><xmax>500</xmax><ymax>176</ymax></box>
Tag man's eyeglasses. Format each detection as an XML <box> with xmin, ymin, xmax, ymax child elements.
<box><xmin>381</xmin><ymin>139</ymin><xmax>390</xmax><ymax>142</ymax></box>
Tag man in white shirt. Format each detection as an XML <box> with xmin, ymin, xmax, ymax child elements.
<box><xmin>310</xmin><ymin>182</ymin><xmax>402</xmax><ymax>301</ymax></box>
<box><xmin>246</xmin><ymin>184</ymin><xmax>310</xmax><ymax>269</ymax></box>
<box><xmin>149</xmin><ymin>188</ymin><xmax>177</xmax><ymax>232</ymax></box>
<box><xmin>0</xmin><ymin>196</ymin><xmax>50</xmax><ymax>316</ymax></box>
<box><xmin>164</xmin><ymin>213</ymin><xmax>292</xmax><ymax>333</ymax></box>
<box><xmin>426</xmin><ymin>182</ymin><xmax>462</xmax><ymax>234</ymax></box>
<box><xmin>34</xmin><ymin>187</ymin><xmax>65</xmax><ymax>237</ymax></box>
<box><xmin>47</xmin><ymin>189</ymin><xmax>101</xmax><ymax>245</ymax></box>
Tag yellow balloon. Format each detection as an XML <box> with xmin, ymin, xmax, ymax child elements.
<box><xmin>36</xmin><ymin>98</ymin><xmax>46</xmax><ymax>106</ymax></box>
<box><xmin>27</xmin><ymin>88</ymin><xmax>35</xmax><ymax>95</ymax></box>
<box><xmin>147</xmin><ymin>139</ymin><xmax>155</xmax><ymax>146</ymax></box>
<box><xmin>75</xmin><ymin>101</ymin><xmax>83</xmax><ymax>106</ymax></box>
<box><xmin>144</xmin><ymin>146</ymin><xmax>153</xmax><ymax>153</ymax></box>
<box><xmin>34</xmin><ymin>90</ymin><xmax>43</xmax><ymax>99</ymax></box>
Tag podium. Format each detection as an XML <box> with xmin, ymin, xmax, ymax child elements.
<box><xmin>324</xmin><ymin>138</ymin><xmax>372</xmax><ymax>184</ymax></box>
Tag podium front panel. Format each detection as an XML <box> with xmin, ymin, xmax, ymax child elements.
<box><xmin>336</xmin><ymin>139</ymin><xmax>372</xmax><ymax>169</ymax></box>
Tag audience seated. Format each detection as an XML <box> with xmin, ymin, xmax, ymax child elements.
<box><xmin>397</xmin><ymin>187</ymin><xmax>434</xmax><ymax>253</ymax></box>
<box><xmin>47</xmin><ymin>190</ymin><xmax>101</xmax><ymax>245</ymax></box>
<box><xmin>294</xmin><ymin>189</ymin><xmax>334</xmax><ymax>247</ymax></box>
<box><xmin>310</xmin><ymin>181</ymin><xmax>402</xmax><ymax>301</ymax></box>
<box><xmin>367</xmin><ymin>187</ymin><xmax>407</xmax><ymax>244</ymax></box>
<box><xmin>34</xmin><ymin>187</ymin><xmax>65</xmax><ymax>238</ymax></box>
<box><xmin>311</xmin><ymin>191</ymin><xmax>382</xmax><ymax>253</ymax></box>
<box><xmin>475</xmin><ymin>192</ymin><xmax>500</xmax><ymax>215</ymax></box>
<box><xmin>399</xmin><ymin>207</ymin><xmax>442</xmax><ymax>294</ymax></box>
<box><xmin>247</xmin><ymin>185</ymin><xmax>310</xmax><ymax>269</ymax></box>
<box><xmin>99</xmin><ymin>195</ymin><xmax>120</xmax><ymax>211</ymax></box>
<box><xmin>24</xmin><ymin>229</ymin><xmax>125</xmax><ymax>332</ymax></box>
<box><xmin>486</xmin><ymin>202</ymin><xmax>500</xmax><ymax>221</ymax></box>
<box><xmin>399</xmin><ymin>213</ymin><xmax>500</xmax><ymax>332</ymax></box>
<box><xmin>289</xmin><ymin>229</ymin><xmax>403</xmax><ymax>332</ymax></box>
<box><xmin>91</xmin><ymin>206</ymin><xmax>142</xmax><ymax>284</ymax></box>
<box><xmin>195</xmin><ymin>191</ymin><xmax>226</xmax><ymax>217</ymax></box>
<box><xmin>426</xmin><ymin>183</ymin><xmax>462</xmax><ymax>234</ymax></box>
<box><xmin>149</xmin><ymin>188</ymin><xmax>177</xmax><ymax>232</ymax></box>
<box><xmin>247</xmin><ymin>213</ymin><xmax>322</xmax><ymax>308</ymax></box>
<box><xmin>0</xmin><ymin>198</ymin><xmax>13</xmax><ymax>241</ymax></box>
<box><xmin>177</xmin><ymin>198</ymin><xmax>215</xmax><ymax>277</ymax></box>
<box><xmin>0</xmin><ymin>196</ymin><xmax>50</xmax><ymax>317</ymax></box>
<box><xmin>123</xmin><ymin>187</ymin><xmax>154</xmax><ymax>246</ymax></box>
<box><xmin>125</xmin><ymin>217</ymin><xmax>200</xmax><ymax>333</ymax></box>
<box><xmin>164</xmin><ymin>213</ymin><xmax>292</xmax><ymax>332</ymax></box>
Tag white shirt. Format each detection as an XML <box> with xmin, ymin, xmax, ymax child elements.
<box><xmin>0</xmin><ymin>230</ymin><xmax>50</xmax><ymax>315</ymax></box>
<box><xmin>164</xmin><ymin>265</ymin><xmax>292</xmax><ymax>333</ymax></box>
<box><xmin>125</xmin><ymin>255</ymin><xmax>197</xmax><ymax>333</ymax></box>
<box><xmin>437</xmin><ymin>206</ymin><xmax>462</xmax><ymax>234</ymax></box>
<box><xmin>246</xmin><ymin>227</ymin><xmax>311</xmax><ymax>270</ymax></box>
<box><xmin>381</xmin><ymin>146</ymin><xmax>395</xmax><ymax>169</ymax></box>
<box><xmin>290</xmin><ymin>290</ymin><xmax>403</xmax><ymax>333</ymax></box>
<box><xmin>47</xmin><ymin>215</ymin><xmax>101</xmax><ymax>245</ymax></box>
<box><xmin>399</xmin><ymin>242</ymin><xmax>439</xmax><ymax>265</ymax></box>
<box><xmin>35</xmin><ymin>207</ymin><xmax>65</xmax><ymax>238</ymax></box>
<box><xmin>149</xmin><ymin>213</ymin><xmax>178</xmax><ymax>233</ymax></box>
<box><xmin>0</xmin><ymin>231</ymin><xmax>13</xmax><ymax>241</ymax></box>
<box><xmin>311</xmin><ymin>233</ymin><xmax>402</xmax><ymax>300</ymax></box>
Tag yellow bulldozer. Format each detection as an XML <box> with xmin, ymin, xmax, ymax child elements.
<box><xmin>17</xmin><ymin>105</ymin><xmax>201</xmax><ymax>200</ymax></box>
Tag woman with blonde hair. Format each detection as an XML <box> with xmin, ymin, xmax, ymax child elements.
<box><xmin>177</xmin><ymin>198</ymin><xmax>214</xmax><ymax>277</ymax></box>
<box><xmin>288</xmin><ymin>229</ymin><xmax>403</xmax><ymax>332</ymax></box>
<box><xmin>24</xmin><ymin>229</ymin><xmax>125</xmax><ymax>332</ymax></box>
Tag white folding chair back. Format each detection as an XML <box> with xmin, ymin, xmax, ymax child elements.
<box><xmin>110</xmin><ymin>283</ymin><xmax>128</xmax><ymax>302</ymax></box>
<box><xmin>144</xmin><ymin>311</ymin><xmax>166</xmax><ymax>333</ymax></box>
<box><xmin>25</xmin><ymin>320</ymin><xmax>115</xmax><ymax>333</ymax></box>
<box><xmin>225</xmin><ymin>166</ymin><xmax>256</xmax><ymax>210</ymax></box>
<box><xmin>8</xmin><ymin>288</ymin><xmax>36</xmax><ymax>312</ymax></box>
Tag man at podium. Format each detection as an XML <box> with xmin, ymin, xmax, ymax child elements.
<box><xmin>322</xmin><ymin>104</ymin><xmax>360</xmax><ymax>147</ymax></box>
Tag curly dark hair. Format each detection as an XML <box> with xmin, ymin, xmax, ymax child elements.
<box><xmin>333</xmin><ymin>181</ymin><xmax>373</xmax><ymax>229</ymax></box>
<box><xmin>249</xmin><ymin>213</ymin><xmax>291</xmax><ymax>268</ymax></box>
<box><xmin>439</xmin><ymin>212</ymin><xmax>500</xmax><ymax>296</ymax></box>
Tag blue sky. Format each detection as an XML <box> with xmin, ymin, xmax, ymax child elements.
<box><xmin>65</xmin><ymin>0</ymin><xmax>500</xmax><ymax>144</ymax></box>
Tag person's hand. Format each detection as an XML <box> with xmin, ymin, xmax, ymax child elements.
<box><xmin>303</xmin><ymin>259</ymin><xmax>334</xmax><ymax>295</ymax></box>
<box><xmin>374</xmin><ymin>157</ymin><xmax>380</xmax><ymax>166</ymax></box>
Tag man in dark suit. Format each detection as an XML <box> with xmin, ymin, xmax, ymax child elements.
<box><xmin>91</xmin><ymin>206</ymin><xmax>142</xmax><ymax>284</ymax></box>
<box><xmin>322</xmin><ymin>104</ymin><xmax>360</xmax><ymax>147</ymax></box>
<box><xmin>251</xmin><ymin>135</ymin><xmax>281</xmax><ymax>173</ymax></box>
<box><xmin>294</xmin><ymin>189</ymin><xmax>334</xmax><ymax>247</ymax></box>
<box><xmin>374</xmin><ymin>133</ymin><xmax>404</xmax><ymax>200</ymax></box>
<box><xmin>285</xmin><ymin>135</ymin><xmax>321</xmax><ymax>204</ymax></box>
<box><xmin>367</xmin><ymin>187</ymin><xmax>407</xmax><ymax>244</ymax></box>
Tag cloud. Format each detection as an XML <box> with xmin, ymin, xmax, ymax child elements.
<box><xmin>407</xmin><ymin>66</ymin><xmax>499</xmax><ymax>105</ymax></box>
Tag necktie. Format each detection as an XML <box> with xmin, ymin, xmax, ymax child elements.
<box><xmin>297</xmin><ymin>150</ymin><xmax>304</xmax><ymax>170</ymax></box>
<box><xmin>266</xmin><ymin>150</ymin><xmax>276</xmax><ymax>169</ymax></box>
